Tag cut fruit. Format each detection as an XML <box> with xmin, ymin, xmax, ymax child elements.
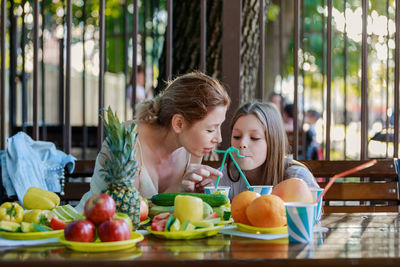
<box><xmin>191</xmin><ymin>221</ymin><xmax>213</xmax><ymax>229</ymax></box>
<box><xmin>169</xmin><ymin>218</ymin><xmax>181</xmax><ymax>232</ymax></box>
<box><xmin>0</xmin><ymin>221</ymin><xmax>21</xmax><ymax>232</ymax></box>
<box><xmin>21</xmin><ymin>222</ymin><xmax>35</xmax><ymax>233</ymax></box>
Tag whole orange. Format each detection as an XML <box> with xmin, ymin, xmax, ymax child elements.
<box><xmin>231</xmin><ymin>191</ymin><xmax>260</xmax><ymax>225</ymax></box>
<box><xmin>246</xmin><ymin>194</ymin><xmax>286</xmax><ymax>228</ymax></box>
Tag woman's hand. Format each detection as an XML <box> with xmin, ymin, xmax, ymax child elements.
<box><xmin>181</xmin><ymin>163</ymin><xmax>223</xmax><ymax>192</ymax></box>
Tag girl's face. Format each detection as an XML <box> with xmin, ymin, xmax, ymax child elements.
<box><xmin>231</xmin><ymin>114</ymin><xmax>267</xmax><ymax>170</ymax></box>
<box><xmin>180</xmin><ymin>105</ymin><xmax>227</xmax><ymax>158</ymax></box>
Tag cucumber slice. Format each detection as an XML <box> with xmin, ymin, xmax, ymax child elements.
<box><xmin>61</xmin><ymin>205</ymin><xmax>84</xmax><ymax>220</ymax></box>
<box><xmin>54</xmin><ymin>206</ymin><xmax>74</xmax><ymax>221</ymax></box>
<box><xmin>165</xmin><ymin>215</ymin><xmax>175</xmax><ymax>232</ymax></box>
<box><xmin>49</xmin><ymin>209</ymin><xmax>69</xmax><ymax>221</ymax></box>
<box><xmin>32</xmin><ymin>223</ymin><xmax>52</xmax><ymax>232</ymax></box>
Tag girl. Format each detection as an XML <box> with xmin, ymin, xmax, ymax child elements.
<box><xmin>77</xmin><ymin>72</ymin><xmax>230</xmax><ymax>212</ymax></box>
<box><xmin>219</xmin><ymin>101</ymin><xmax>319</xmax><ymax>200</ymax></box>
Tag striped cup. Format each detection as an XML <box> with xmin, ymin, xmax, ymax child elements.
<box><xmin>247</xmin><ymin>185</ymin><xmax>273</xmax><ymax>195</ymax></box>
<box><xmin>285</xmin><ymin>202</ymin><xmax>316</xmax><ymax>243</ymax></box>
<box><xmin>310</xmin><ymin>188</ymin><xmax>324</xmax><ymax>224</ymax></box>
<box><xmin>204</xmin><ymin>186</ymin><xmax>231</xmax><ymax>197</ymax></box>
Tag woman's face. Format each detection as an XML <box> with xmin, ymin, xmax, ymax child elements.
<box><xmin>180</xmin><ymin>105</ymin><xmax>227</xmax><ymax>158</ymax></box>
<box><xmin>231</xmin><ymin>114</ymin><xmax>267</xmax><ymax>170</ymax></box>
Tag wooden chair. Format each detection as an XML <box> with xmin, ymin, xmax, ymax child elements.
<box><xmin>300</xmin><ymin>159</ymin><xmax>400</xmax><ymax>213</ymax></box>
<box><xmin>62</xmin><ymin>158</ymin><xmax>400</xmax><ymax>213</ymax></box>
<box><xmin>61</xmin><ymin>160</ymin><xmax>94</xmax><ymax>203</ymax></box>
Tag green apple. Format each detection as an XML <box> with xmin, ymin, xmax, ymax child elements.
<box><xmin>114</xmin><ymin>212</ymin><xmax>133</xmax><ymax>232</ymax></box>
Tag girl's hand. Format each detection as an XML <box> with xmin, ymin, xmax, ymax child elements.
<box><xmin>181</xmin><ymin>163</ymin><xmax>223</xmax><ymax>192</ymax></box>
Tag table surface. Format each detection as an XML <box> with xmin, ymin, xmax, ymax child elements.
<box><xmin>1</xmin><ymin>213</ymin><xmax>400</xmax><ymax>267</ymax></box>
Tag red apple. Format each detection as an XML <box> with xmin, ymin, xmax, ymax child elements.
<box><xmin>98</xmin><ymin>219</ymin><xmax>131</xmax><ymax>242</ymax></box>
<box><xmin>140</xmin><ymin>198</ymin><xmax>149</xmax><ymax>222</ymax></box>
<box><xmin>64</xmin><ymin>220</ymin><xmax>96</xmax><ymax>242</ymax></box>
<box><xmin>84</xmin><ymin>193</ymin><xmax>116</xmax><ymax>225</ymax></box>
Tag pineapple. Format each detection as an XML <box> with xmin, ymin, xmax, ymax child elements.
<box><xmin>100</xmin><ymin>107</ymin><xmax>142</xmax><ymax>229</ymax></box>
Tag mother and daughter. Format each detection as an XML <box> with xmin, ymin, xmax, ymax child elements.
<box><xmin>76</xmin><ymin>72</ymin><xmax>318</xmax><ymax>211</ymax></box>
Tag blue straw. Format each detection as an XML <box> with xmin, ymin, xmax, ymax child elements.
<box><xmin>228</xmin><ymin>152</ymin><xmax>251</xmax><ymax>188</ymax></box>
<box><xmin>213</xmin><ymin>147</ymin><xmax>250</xmax><ymax>188</ymax></box>
<box><xmin>213</xmin><ymin>149</ymin><xmax>229</xmax><ymax>188</ymax></box>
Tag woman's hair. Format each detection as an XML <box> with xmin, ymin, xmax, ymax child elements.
<box><xmin>227</xmin><ymin>101</ymin><xmax>292</xmax><ymax>185</ymax></box>
<box><xmin>135</xmin><ymin>72</ymin><xmax>230</xmax><ymax>127</ymax></box>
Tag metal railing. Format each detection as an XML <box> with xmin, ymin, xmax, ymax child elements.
<box><xmin>0</xmin><ymin>0</ymin><xmax>399</xmax><ymax>161</ymax></box>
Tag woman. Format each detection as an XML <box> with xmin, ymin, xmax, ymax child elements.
<box><xmin>219</xmin><ymin>101</ymin><xmax>318</xmax><ymax>200</ymax></box>
<box><xmin>76</xmin><ymin>72</ymin><xmax>230</xmax><ymax>211</ymax></box>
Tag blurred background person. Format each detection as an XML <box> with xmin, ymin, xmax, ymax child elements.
<box><xmin>282</xmin><ymin>103</ymin><xmax>294</xmax><ymax>132</ymax></box>
<box><xmin>127</xmin><ymin>65</ymin><xmax>146</xmax><ymax>107</ymax></box>
<box><xmin>304</xmin><ymin>109</ymin><xmax>322</xmax><ymax>160</ymax></box>
<box><xmin>268</xmin><ymin>92</ymin><xmax>286</xmax><ymax>114</ymax></box>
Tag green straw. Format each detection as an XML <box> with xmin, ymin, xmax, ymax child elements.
<box><xmin>228</xmin><ymin>151</ymin><xmax>251</xmax><ymax>188</ymax></box>
<box><xmin>213</xmin><ymin>147</ymin><xmax>250</xmax><ymax>188</ymax></box>
<box><xmin>213</xmin><ymin>149</ymin><xmax>229</xmax><ymax>188</ymax></box>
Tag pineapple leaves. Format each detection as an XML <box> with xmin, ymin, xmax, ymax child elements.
<box><xmin>100</xmin><ymin>107</ymin><xmax>139</xmax><ymax>186</ymax></box>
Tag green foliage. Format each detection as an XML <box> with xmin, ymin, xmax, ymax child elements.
<box><xmin>100</xmin><ymin>107</ymin><xmax>138</xmax><ymax>187</ymax></box>
<box><xmin>267</xmin><ymin>3</ymin><xmax>280</xmax><ymax>21</ymax></box>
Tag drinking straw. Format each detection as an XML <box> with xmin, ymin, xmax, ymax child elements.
<box><xmin>213</xmin><ymin>147</ymin><xmax>250</xmax><ymax>188</ymax></box>
<box><xmin>228</xmin><ymin>150</ymin><xmax>251</xmax><ymax>188</ymax></box>
<box><xmin>315</xmin><ymin>159</ymin><xmax>377</xmax><ymax>204</ymax></box>
<box><xmin>213</xmin><ymin>149</ymin><xmax>229</xmax><ymax>188</ymax></box>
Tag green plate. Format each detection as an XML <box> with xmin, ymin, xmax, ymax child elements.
<box><xmin>234</xmin><ymin>223</ymin><xmax>287</xmax><ymax>234</ymax></box>
<box><xmin>0</xmin><ymin>230</ymin><xmax>64</xmax><ymax>240</ymax></box>
<box><xmin>146</xmin><ymin>225</ymin><xmax>223</xmax><ymax>240</ymax></box>
<box><xmin>58</xmin><ymin>232</ymin><xmax>144</xmax><ymax>252</ymax></box>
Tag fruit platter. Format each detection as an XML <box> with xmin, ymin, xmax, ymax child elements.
<box><xmin>147</xmin><ymin>192</ymin><xmax>231</xmax><ymax>240</ymax></box>
<box><xmin>59</xmin><ymin>232</ymin><xmax>144</xmax><ymax>252</ymax></box>
<box><xmin>0</xmin><ymin>188</ymin><xmax>83</xmax><ymax>240</ymax></box>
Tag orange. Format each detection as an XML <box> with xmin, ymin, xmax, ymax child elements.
<box><xmin>231</xmin><ymin>191</ymin><xmax>260</xmax><ymax>225</ymax></box>
<box><xmin>246</xmin><ymin>194</ymin><xmax>286</xmax><ymax>228</ymax></box>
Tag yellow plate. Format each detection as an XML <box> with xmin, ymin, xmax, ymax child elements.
<box><xmin>58</xmin><ymin>232</ymin><xmax>144</xmax><ymax>252</ymax></box>
<box><xmin>146</xmin><ymin>225</ymin><xmax>223</xmax><ymax>240</ymax></box>
<box><xmin>234</xmin><ymin>223</ymin><xmax>288</xmax><ymax>234</ymax></box>
<box><xmin>139</xmin><ymin>217</ymin><xmax>150</xmax><ymax>225</ymax></box>
<box><xmin>0</xmin><ymin>230</ymin><xmax>64</xmax><ymax>240</ymax></box>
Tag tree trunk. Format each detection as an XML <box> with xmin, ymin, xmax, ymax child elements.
<box><xmin>155</xmin><ymin>0</ymin><xmax>272</xmax><ymax>102</ymax></box>
<box><xmin>155</xmin><ymin>0</ymin><xmax>222</xmax><ymax>95</ymax></box>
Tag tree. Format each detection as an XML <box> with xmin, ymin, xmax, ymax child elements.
<box><xmin>154</xmin><ymin>0</ymin><xmax>271</xmax><ymax>103</ymax></box>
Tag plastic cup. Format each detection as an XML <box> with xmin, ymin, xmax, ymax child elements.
<box><xmin>204</xmin><ymin>186</ymin><xmax>231</xmax><ymax>197</ymax></box>
<box><xmin>247</xmin><ymin>185</ymin><xmax>273</xmax><ymax>195</ymax></box>
<box><xmin>285</xmin><ymin>202</ymin><xmax>316</xmax><ymax>243</ymax></box>
<box><xmin>310</xmin><ymin>188</ymin><xmax>324</xmax><ymax>224</ymax></box>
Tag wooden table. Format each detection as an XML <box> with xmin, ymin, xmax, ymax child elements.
<box><xmin>1</xmin><ymin>213</ymin><xmax>400</xmax><ymax>267</ymax></box>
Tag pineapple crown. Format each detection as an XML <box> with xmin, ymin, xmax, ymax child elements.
<box><xmin>100</xmin><ymin>107</ymin><xmax>139</xmax><ymax>187</ymax></box>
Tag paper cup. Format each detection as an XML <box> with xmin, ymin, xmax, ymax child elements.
<box><xmin>285</xmin><ymin>202</ymin><xmax>316</xmax><ymax>243</ymax></box>
<box><xmin>204</xmin><ymin>186</ymin><xmax>231</xmax><ymax>196</ymax></box>
<box><xmin>310</xmin><ymin>188</ymin><xmax>324</xmax><ymax>224</ymax></box>
<box><xmin>247</xmin><ymin>185</ymin><xmax>273</xmax><ymax>195</ymax></box>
